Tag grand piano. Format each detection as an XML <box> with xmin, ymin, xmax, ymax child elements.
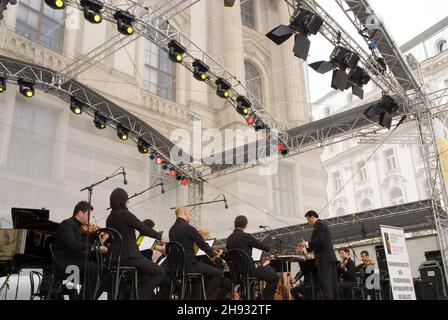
<box><xmin>0</xmin><ymin>208</ymin><xmax>59</xmax><ymax>277</ymax></box>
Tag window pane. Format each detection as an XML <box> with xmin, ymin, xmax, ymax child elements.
<box><xmin>245</xmin><ymin>61</ymin><xmax>262</xmax><ymax>108</ymax></box>
<box><xmin>241</xmin><ymin>0</ymin><xmax>256</xmax><ymax>29</ymax></box>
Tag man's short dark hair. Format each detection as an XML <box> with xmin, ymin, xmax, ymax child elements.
<box><xmin>110</xmin><ymin>188</ymin><xmax>129</xmax><ymax>210</ymax></box>
<box><xmin>304</xmin><ymin>210</ymin><xmax>319</xmax><ymax>219</ymax></box>
<box><xmin>143</xmin><ymin>219</ymin><xmax>155</xmax><ymax>229</ymax></box>
<box><xmin>338</xmin><ymin>247</ymin><xmax>350</xmax><ymax>254</ymax></box>
<box><xmin>234</xmin><ymin>215</ymin><xmax>248</xmax><ymax>229</ymax></box>
<box><xmin>73</xmin><ymin>201</ymin><xmax>93</xmax><ymax>216</ymax></box>
<box><xmin>361</xmin><ymin>250</ymin><xmax>369</xmax><ymax>256</ymax></box>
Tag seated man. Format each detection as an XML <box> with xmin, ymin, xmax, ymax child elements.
<box><xmin>53</xmin><ymin>201</ymin><xmax>108</xmax><ymax>300</ymax></box>
<box><xmin>226</xmin><ymin>215</ymin><xmax>279</xmax><ymax>300</ymax></box>
<box><xmin>169</xmin><ymin>206</ymin><xmax>223</xmax><ymax>300</ymax></box>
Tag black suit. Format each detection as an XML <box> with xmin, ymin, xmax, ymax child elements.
<box><xmin>337</xmin><ymin>257</ymin><xmax>356</xmax><ymax>300</ymax></box>
<box><xmin>106</xmin><ymin>208</ymin><xmax>165</xmax><ymax>299</ymax></box>
<box><xmin>169</xmin><ymin>218</ymin><xmax>222</xmax><ymax>300</ymax></box>
<box><xmin>226</xmin><ymin>229</ymin><xmax>279</xmax><ymax>300</ymax></box>
<box><xmin>307</xmin><ymin>219</ymin><xmax>339</xmax><ymax>300</ymax></box>
<box><xmin>53</xmin><ymin>217</ymin><xmax>99</xmax><ymax>299</ymax></box>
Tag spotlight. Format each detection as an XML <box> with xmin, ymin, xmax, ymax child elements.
<box><xmin>114</xmin><ymin>10</ymin><xmax>135</xmax><ymax>35</ymax></box>
<box><xmin>169</xmin><ymin>168</ymin><xmax>177</xmax><ymax>177</ymax></box>
<box><xmin>369</xmin><ymin>56</ymin><xmax>387</xmax><ymax>75</ymax></box>
<box><xmin>347</xmin><ymin>66</ymin><xmax>371</xmax><ymax>99</ymax></box>
<box><xmin>117</xmin><ymin>124</ymin><xmax>129</xmax><ymax>141</ymax></box>
<box><xmin>70</xmin><ymin>96</ymin><xmax>84</xmax><ymax>115</ymax></box>
<box><xmin>18</xmin><ymin>79</ymin><xmax>35</xmax><ymax>98</ymax></box>
<box><xmin>192</xmin><ymin>59</ymin><xmax>209</xmax><ymax>81</ymax></box>
<box><xmin>0</xmin><ymin>75</ymin><xmax>6</xmax><ymax>93</ymax></box>
<box><xmin>236</xmin><ymin>96</ymin><xmax>251</xmax><ymax>116</ymax></box>
<box><xmin>215</xmin><ymin>78</ymin><xmax>231</xmax><ymax>98</ymax></box>
<box><xmin>181</xmin><ymin>178</ymin><xmax>189</xmax><ymax>186</ymax></box>
<box><xmin>155</xmin><ymin>155</ymin><xmax>163</xmax><ymax>165</ymax></box>
<box><xmin>161</xmin><ymin>161</ymin><xmax>169</xmax><ymax>170</ymax></box>
<box><xmin>44</xmin><ymin>0</ymin><xmax>65</xmax><ymax>9</ymax></box>
<box><xmin>254</xmin><ymin>119</ymin><xmax>267</xmax><ymax>132</ymax></box>
<box><xmin>246</xmin><ymin>114</ymin><xmax>255</xmax><ymax>125</ymax></box>
<box><xmin>137</xmin><ymin>137</ymin><xmax>150</xmax><ymax>154</ymax></box>
<box><xmin>149</xmin><ymin>151</ymin><xmax>157</xmax><ymax>160</ymax></box>
<box><xmin>81</xmin><ymin>0</ymin><xmax>103</xmax><ymax>24</ymax></box>
<box><xmin>93</xmin><ymin>111</ymin><xmax>107</xmax><ymax>129</ymax></box>
<box><xmin>224</xmin><ymin>0</ymin><xmax>235</xmax><ymax>7</ymax></box>
<box><xmin>176</xmin><ymin>173</ymin><xmax>182</xmax><ymax>181</ymax></box>
<box><xmin>277</xmin><ymin>143</ymin><xmax>289</xmax><ymax>156</ymax></box>
<box><xmin>363</xmin><ymin>95</ymin><xmax>399</xmax><ymax>130</ymax></box>
<box><xmin>168</xmin><ymin>40</ymin><xmax>186</xmax><ymax>63</ymax></box>
<box><xmin>266</xmin><ymin>6</ymin><xmax>323</xmax><ymax>60</ymax></box>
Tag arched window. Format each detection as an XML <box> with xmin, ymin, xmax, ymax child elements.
<box><xmin>436</xmin><ymin>39</ymin><xmax>447</xmax><ymax>53</ymax></box>
<box><xmin>390</xmin><ymin>187</ymin><xmax>404</xmax><ymax>205</ymax></box>
<box><xmin>361</xmin><ymin>198</ymin><xmax>372</xmax><ymax>211</ymax></box>
<box><xmin>336</xmin><ymin>207</ymin><xmax>346</xmax><ymax>216</ymax></box>
<box><xmin>244</xmin><ymin>61</ymin><xmax>262</xmax><ymax>108</ymax></box>
<box><xmin>241</xmin><ymin>0</ymin><xmax>256</xmax><ymax>29</ymax></box>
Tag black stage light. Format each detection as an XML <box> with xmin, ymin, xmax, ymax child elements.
<box><xmin>254</xmin><ymin>119</ymin><xmax>267</xmax><ymax>132</ymax></box>
<box><xmin>224</xmin><ymin>0</ymin><xmax>235</xmax><ymax>7</ymax></box>
<box><xmin>277</xmin><ymin>143</ymin><xmax>289</xmax><ymax>156</ymax></box>
<box><xmin>161</xmin><ymin>161</ymin><xmax>169</xmax><ymax>170</ymax></box>
<box><xmin>266</xmin><ymin>7</ymin><xmax>323</xmax><ymax>60</ymax></box>
<box><xmin>363</xmin><ymin>95</ymin><xmax>399</xmax><ymax>130</ymax></box>
<box><xmin>168</xmin><ymin>40</ymin><xmax>186</xmax><ymax>63</ymax></box>
<box><xmin>347</xmin><ymin>66</ymin><xmax>371</xmax><ymax>99</ymax></box>
<box><xmin>215</xmin><ymin>78</ymin><xmax>231</xmax><ymax>99</ymax></box>
<box><xmin>137</xmin><ymin>137</ymin><xmax>150</xmax><ymax>154</ymax></box>
<box><xmin>117</xmin><ymin>124</ymin><xmax>129</xmax><ymax>141</ymax></box>
<box><xmin>114</xmin><ymin>10</ymin><xmax>135</xmax><ymax>35</ymax></box>
<box><xmin>149</xmin><ymin>151</ymin><xmax>157</xmax><ymax>160</ymax></box>
<box><xmin>236</xmin><ymin>96</ymin><xmax>251</xmax><ymax>116</ymax></box>
<box><xmin>70</xmin><ymin>96</ymin><xmax>84</xmax><ymax>115</ymax></box>
<box><xmin>45</xmin><ymin>0</ymin><xmax>65</xmax><ymax>10</ymax></box>
<box><xmin>176</xmin><ymin>173</ymin><xmax>182</xmax><ymax>181</ymax></box>
<box><xmin>81</xmin><ymin>0</ymin><xmax>103</xmax><ymax>24</ymax></box>
<box><xmin>93</xmin><ymin>111</ymin><xmax>107</xmax><ymax>129</ymax></box>
<box><xmin>0</xmin><ymin>75</ymin><xmax>6</xmax><ymax>93</ymax></box>
<box><xmin>18</xmin><ymin>78</ymin><xmax>35</xmax><ymax>98</ymax></box>
<box><xmin>192</xmin><ymin>59</ymin><xmax>209</xmax><ymax>81</ymax></box>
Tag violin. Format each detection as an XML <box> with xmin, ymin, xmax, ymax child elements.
<box><xmin>80</xmin><ymin>223</ymin><xmax>98</xmax><ymax>234</ymax></box>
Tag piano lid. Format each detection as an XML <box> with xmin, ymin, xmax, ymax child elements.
<box><xmin>11</xmin><ymin>207</ymin><xmax>59</xmax><ymax>233</ymax></box>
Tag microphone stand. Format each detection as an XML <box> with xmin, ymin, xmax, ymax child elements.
<box><xmin>344</xmin><ymin>236</ymin><xmax>358</xmax><ymax>266</ymax></box>
<box><xmin>107</xmin><ymin>178</ymin><xmax>164</xmax><ymax>210</ymax></box>
<box><xmin>169</xmin><ymin>194</ymin><xmax>227</xmax><ymax>210</ymax></box>
<box><xmin>80</xmin><ymin>167</ymin><xmax>125</xmax><ymax>300</ymax></box>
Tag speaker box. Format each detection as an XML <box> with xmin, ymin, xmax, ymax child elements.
<box><xmin>414</xmin><ymin>279</ymin><xmax>438</xmax><ymax>300</ymax></box>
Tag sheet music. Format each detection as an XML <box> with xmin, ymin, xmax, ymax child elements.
<box><xmin>252</xmin><ymin>248</ymin><xmax>263</xmax><ymax>262</ymax></box>
<box><xmin>137</xmin><ymin>236</ymin><xmax>157</xmax><ymax>251</ymax></box>
<box><xmin>195</xmin><ymin>239</ymin><xmax>215</xmax><ymax>256</ymax></box>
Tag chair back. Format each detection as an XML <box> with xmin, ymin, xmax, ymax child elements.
<box><xmin>165</xmin><ymin>242</ymin><xmax>186</xmax><ymax>280</ymax></box>
<box><xmin>225</xmin><ymin>249</ymin><xmax>252</xmax><ymax>285</ymax></box>
<box><xmin>94</xmin><ymin>227</ymin><xmax>123</xmax><ymax>271</ymax></box>
<box><xmin>355</xmin><ymin>270</ymin><xmax>365</xmax><ymax>287</ymax></box>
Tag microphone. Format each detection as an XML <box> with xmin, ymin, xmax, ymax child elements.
<box><xmin>161</xmin><ymin>182</ymin><xmax>165</xmax><ymax>194</ymax></box>
<box><xmin>259</xmin><ymin>225</ymin><xmax>269</xmax><ymax>229</ymax></box>
<box><xmin>223</xmin><ymin>194</ymin><xmax>229</xmax><ymax>209</ymax></box>
<box><xmin>122</xmin><ymin>168</ymin><xmax>128</xmax><ymax>185</ymax></box>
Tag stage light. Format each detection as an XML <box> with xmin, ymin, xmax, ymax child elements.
<box><xmin>137</xmin><ymin>137</ymin><xmax>150</xmax><ymax>154</ymax></box>
<box><xmin>116</xmin><ymin>124</ymin><xmax>129</xmax><ymax>141</ymax></box>
<box><xmin>45</xmin><ymin>0</ymin><xmax>65</xmax><ymax>9</ymax></box>
<box><xmin>169</xmin><ymin>168</ymin><xmax>177</xmax><ymax>177</ymax></box>
<box><xmin>224</xmin><ymin>0</ymin><xmax>235</xmax><ymax>7</ymax></box>
<box><xmin>176</xmin><ymin>173</ymin><xmax>182</xmax><ymax>181</ymax></box>
<box><xmin>0</xmin><ymin>76</ymin><xmax>6</xmax><ymax>93</ymax></box>
<box><xmin>347</xmin><ymin>66</ymin><xmax>371</xmax><ymax>99</ymax></box>
<box><xmin>277</xmin><ymin>143</ymin><xmax>288</xmax><ymax>156</ymax></box>
<box><xmin>168</xmin><ymin>40</ymin><xmax>186</xmax><ymax>63</ymax></box>
<box><xmin>161</xmin><ymin>161</ymin><xmax>169</xmax><ymax>170</ymax></box>
<box><xmin>114</xmin><ymin>10</ymin><xmax>135</xmax><ymax>35</ymax></box>
<box><xmin>246</xmin><ymin>114</ymin><xmax>255</xmax><ymax>125</ymax></box>
<box><xmin>155</xmin><ymin>155</ymin><xmax>163</xmax><ymax>165</ymax></box>
<box><xmin>254</xmin><ymin>119</ymin><xmax>267</xmax><ymax>132</ymax></box>
<box><xmin>70</xmin><ymin>96</ymin><xmax>84</xmax><ymax>115</ymax></box>
<box><xmin>215</xmin><ymin>78</ymin><xmax>231</xmax><ymax>99</ymax></box>
<box><xmin>192</xmin><ymin>59</ymin><xmax>209</xmax><ymax>81</ymax></box>
<box><xmin>93</xmin><ymin>111</ymin><xmax>107</xmax><ymax>129</ymax></box>
<box><xmin>266</xmin><ymin>7</ymin><xmax>323</xmax><ymax>60</ymax></box>
<box><xmin>149</xmin><ymin>151</ymin><xmax>157</xmax><ymax>160</ymax></box>
<box><xmin>236</xmin><ymin>96</ymin><xmax>251</xmax><ymax>116</ymax></box>
<box><xmin>18</xmin><ymin>79</ymin><xmax>35</xmax><ymax>98</ymax></box>
<box><xmin>363</xmin><ymin>95</ymin><xmax>399</xmax><ymax>130</ymax></box>
<box><xmin>81</xmin><ymin>0</ymin><xmax>103</xmax><ymax>24</ymax></box>
<box><xmin>181</xmin><ymin>178</ymin><xmax>189</xmax><ymax>186</ymax></box>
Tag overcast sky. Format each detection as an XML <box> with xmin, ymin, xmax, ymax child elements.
<box><xmin>307</xmin><ymin>0</ymin><xmax>448</xmax><ymax>101</ymax></box>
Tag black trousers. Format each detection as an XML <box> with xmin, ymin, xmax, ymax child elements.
<box><xmin>338</xmin><ymin>281</ymin><xmax>355</xmax><ymax>300</ymax></box>
<box><xmin>318</xmin><ymin>262</ymin><xmax>339</xmax><ymax>300</ymax></box>
<box><xmin>187</xmin><ymin>261</ymin><xmax>223</xmax><ymax>300</ymax></box>
<box><xmin>122</xmin><ymin>257</ymin><xmax>165</xmax><ymax>300</ymax></box>
<box><xmin>251</xmin><ymin>266</ymin><xmax>279</xmax><ymax>300</ymax></box>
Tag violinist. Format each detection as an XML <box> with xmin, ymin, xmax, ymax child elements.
<box><xmin>106</xmin><ymin>188</ymin><xmax>165</xmax><ymax>300</ymax></box>
<box><xmin>337</xmin><ymin>247</ymin><xmax>356</xmax><ymax>300</ymax></box>
<box><xmin>139</xmin><ymin>219</ymin><xmax>166</xmax><ymax>264</ymax></box>
<box><xmin>52</xmin><ymin>201</ymin><xmax>109</xmax><ymax>300</ymax></box>
<box><xmin>356</xmin><ymin>250</ymin><xmax>376</xmax><ymax>272</ymax></box>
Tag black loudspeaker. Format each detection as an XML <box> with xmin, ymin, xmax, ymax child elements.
<box><xmin>419</xmin><ymin>261</ymin><xmax>447</xmax><ymax>299</ymax></box>
<box><xmin>414</xmin><ymin>280</ymin><xmax>438</xmax><ymax>300</ymax></box>
<box><xmin>375</xmin><ymin>245</ymin><xmax>388</xmax><ymax>274</ymax></box>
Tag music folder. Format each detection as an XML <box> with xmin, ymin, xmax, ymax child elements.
<box><xmin>137</xmin><ymin>236</ymin><xmax>157</xmax><ymax>251</ymax></box>
<box><xmin>252</xmin><ymin>248</ymin><xmax>263</xmax><ymax>262</ymax></box>
<box><xmin>194</xmin><ymin>238</ymin><xmax>215</xmax><ymax>256</ymax></box>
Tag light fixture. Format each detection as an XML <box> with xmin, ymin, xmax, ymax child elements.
<box><xmin>266</xmin><ymin>6</ymin><xmax>323</xmax><ymax>60</ymax></box>
<box><xmin>161</xmin><ymin>161</ymin><xmax>169</xmax><ymax>170</ymax></box>
<box><xmin>116</xmin><ymin>124</ymin><xmax>129</xmax><ymax>141</ymax></box>
<box><xmin>236</xmin><ymin>96</ymin><xmax>251</xmax><ymax>116</ymax></box>
<box><xmin>215</xmin><ymin>78</ymin><xmax>231</xmax><ymax>98</ymax></box>
<box><xmin>347</xmin><ymin>66</ymin><xmax>371</xmax><ymax>99</ymax></box>
<box><xmin>81</xmin><ymin>0</ymin><xmax>103</xmax><ymax>24</ymax></box>
<box><xmin>192</xmin><ymin>59</ymin><xmax>209</xmax><ymax>81</ymax></box>
<box><xmin>176</xmin><ymin>173</ymin><xmax>182</xmax><ymax>181</ymax></box>
<box><xmin>114</xmin><ymin>10</ymin><xmax>135</xmax><ymax>35</ymax></box>
<box><xmin>224</xmin><ymin>0</ymin><xmax>235</xmax><ymax>7</ymax></box>
<box><xmin>18</xmin><ymin>79</ymin><xmax>35</xmax><ymax>98</ymax></box>
<box><xmin>254</xmin><ymin>119</ymin><xmax>267</xmax><ymax>132</ymax></box>
<box><xmin>70</xmin><ymin>96</ymin><xmax>84</xmax><ymax>115</ymax></box>
<box><xmin>181</xmin><ymin>178</ymin><xmax>189</xmax><ymax>186</ymax></box>
<box><xmin>169</xmin><ymin>168</ymin><xmax>177</xmax><ymax>177</ymax></box>
<box><xmin>277</xmin><ymin>143</ymin><xmax>289</xmax><ymax>156</ymax></box>
<box><xmin>168</xmin><ymin>40</ymin><xmax>186</xmax><ymax>63</ymax></box>
<box><xmin>137</xmin><ymin>137</ymin><xmax>149</xmax><ymax>154</ymax></box>
<box><xmin>363</xmin><ymin>95</ymin><xmax>399</xmax><ymax>130</ymax></box>
<box><xmin>93</xmin><ymin>111</ymin><xmax>107</xmax><ymax>129</ymax></box>
<box><xmin>149</xmin><ymin>152</ymin><xmax>157</xmax><ymax>160</ymax></box>
<box><xmin>44</xmin><ymin>0</ymin><xmax>65</xmax><ymax>9</ymax></box>
<box><xmin>246</xmin><ymin>114</ymin><xmax>255</xmax><ymax>125</ymax></box>
<box><xmin>0</xmin><ymin>75</ymin><xmax>6</xmax><ymax>93</ymax></box>
<box><xmin>155</xmin><ymin>155</ymin><xmax>163</xmax><ymax>165</ymax></box>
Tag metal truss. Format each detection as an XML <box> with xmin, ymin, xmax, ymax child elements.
<box><xmin>0</xmin><ymin>54</ymin><xmax>197</xmax><ymax>181</ymax></box>
<box><xmin>188</xmin><ymin>179</ymin><xmax>203</xmax><ymax>227</ymax></box>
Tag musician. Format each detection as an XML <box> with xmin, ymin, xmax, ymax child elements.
<box><xmin>337</xmin><ymin>247</ymin><xmax>356</xmax><ymax>300</ymax></box>
<box><xmin>226</xmin><ymin>215</ymin><xmax>279</xmax><ymax>300</ymax></box>
<box><xmin>139</xmin><ymin>219</ymin><xmax>166</xmax><ymax>264</ymax></box>
<box><xmin>53</xmin><ymin>201</ymin><xmax>108</xmax><ymax>300</ymax></box>
<box><xmin>297</xmin><ymin>210</ymin><xmax>339</xmax><ymax>300</ymax></box>
<box><xmin>169</xmin><ymin>206</ymin><xmax>223</xmax><ymax>300</ymax></box>
<box><xmin>106</xmin><ymin>188</ymin><xmax>165</xmax><ymax>300</ymax></box>
<box><xmin>356</xmin><ymin>250</ymin><xmax>376</xmax><ymax>272</ymax></box>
